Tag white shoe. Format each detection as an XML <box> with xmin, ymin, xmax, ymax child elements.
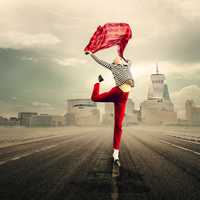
<box><xmin>113</xmin><ymin>149</ymin><xmax>119</xmax><ymax>160</ymax></box>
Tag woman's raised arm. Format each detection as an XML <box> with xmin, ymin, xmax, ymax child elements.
<box><xmin>86</xmin><ymin>52</ymin><xmax>112</xmax><ymax>70</ymax></box>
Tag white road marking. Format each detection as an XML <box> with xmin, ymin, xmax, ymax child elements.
<box><xmin>0</xmin><ymin>135</ymin><xmax>87</xmax><ymax>166</ymax></box>
<box><xmin>0</xmin><ymin>144</ymin><xmax>59</xmax><ymax>166</ymax></box>
<box><xmin>166</xmin><ymin>135</ymin><xmax>200</xmax><ymax>145</ymax></box>
<box><xmin>161</xmin><ymin>140</ymin><xmax>200</xmax><ymax>156</ymax></box>
<box><xmin>172</xmin><ymin>137</ymin><xmax>200</xmax><ymax>145</ymax></box>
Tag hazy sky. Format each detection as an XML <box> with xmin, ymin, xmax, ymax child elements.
<box><xmin>0</xmin><ymin>0</ymin><xmax>200</xmax><ymax>118</ymax></box>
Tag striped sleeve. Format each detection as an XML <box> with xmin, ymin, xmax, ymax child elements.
<box><xmin>90</xmin><ymin>54</ymin><xmax>112</xmax><ymax>70</ymax></box>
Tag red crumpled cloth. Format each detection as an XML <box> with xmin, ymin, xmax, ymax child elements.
<box><xmin>84</xmin><ymin>23</ymin><xmax>132</xmax><ymax>59</ymax></box>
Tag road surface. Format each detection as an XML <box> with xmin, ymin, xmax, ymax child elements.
<box><xmin>0</xmin><ymin>126</ymin><xmax>199</xmax><ymax>200</ymax></box>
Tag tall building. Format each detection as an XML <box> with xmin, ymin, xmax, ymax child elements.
<box><xmin>147</xmin><ymin>64</ymin><xmax>165</xmax><ymax>99</ymax></box>
<box><xmin>140</xmin><ymin>65</ymin><xmax>177</xmax><ymax>125</ymax></box>
<box><xmin>65</xmin><ymin>99</ymin><xmax>100</xmax><ymax>126</ymax></box>
<box><xmin>185</xmin><ymin>100</ymin><xmax>200</xmax><ymax>125</ymax></box>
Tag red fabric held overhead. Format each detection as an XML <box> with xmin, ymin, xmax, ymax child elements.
<box><xmin>84</xmin><ymin>23</ymin><xmax>132</xmax><ymax>59</ymax></box>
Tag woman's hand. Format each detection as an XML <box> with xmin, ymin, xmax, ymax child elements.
<box><xmin>85</xmin><ymin>51</ymin><xmax>92</xmax><ymax>55</ymax></box>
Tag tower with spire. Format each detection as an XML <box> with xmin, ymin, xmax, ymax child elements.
<box><xmin>147</xmin><ymin>64</ymin><xmax>171</xmax><ymax>101</ymax></box>
<box><xmin>156</xmin><ymin>63</ymin><xmax>159</xmax><ymax>74</ymax></box>
<box><xmin>140</xmin><ymin>64</ymin><xmax>177</xmax><ymax>124</ymax></box>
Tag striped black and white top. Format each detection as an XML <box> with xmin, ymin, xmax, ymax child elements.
<box><xmin>90</xmin><ymin>54</ymin><xmax>134</xmax><ymax>87</ymax></box>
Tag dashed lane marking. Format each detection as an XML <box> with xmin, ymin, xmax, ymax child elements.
<box><xmin>0</xmin><ymin>144</ymin><xmax>59</xmax><ymax>166</ymax></box>
<box><xmin>166</xmin><ymin>135</ymin><xmax>200</xmax><ymax>145</ymax></box>
<box><xmin>160</xmin><ymin>140</ymin><xmax>200</xmax><ymax>156</ymax></box>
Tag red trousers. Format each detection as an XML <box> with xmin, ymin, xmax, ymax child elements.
<box><xmin>91</xmin><ymin>83</ymin><xmax>129</xmax><ymax>149</ymax></box>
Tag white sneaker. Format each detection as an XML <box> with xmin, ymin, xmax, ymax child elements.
<box><xmin>113</xmin><ymin>149</ymin><xmax>119</xmax><ymax>161</ymax></box>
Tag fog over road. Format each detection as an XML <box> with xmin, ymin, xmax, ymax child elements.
<box><xmin>0</xmin><ymin>126</ymin><xmax>199</xmax><ymax>200</ymax></box>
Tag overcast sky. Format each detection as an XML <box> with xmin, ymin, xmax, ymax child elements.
<box><xmin>0</xmin><ymin>0</ymin><xmax>200</xmax><ymax>118</ymax></box>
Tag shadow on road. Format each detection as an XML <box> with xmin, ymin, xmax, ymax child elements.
<box><xmin>112</xmin><ymin>167</ymin><xmax>150</xmax><ymax>200</ymax></box>
<box><xmin>54</xmin><ymin>161</ymin><xmax>150</xmax><ymax>200</ymax></box>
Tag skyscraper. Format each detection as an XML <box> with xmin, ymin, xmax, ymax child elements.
<box><xmin>140</xmin><ymin>65</ymin><xmax>177</xmax><ymax>124</ymax></box>
<box><xmin>148</xmin><ymin>64</ymin><xmax>165</xmax><ymax>100</ymax></box>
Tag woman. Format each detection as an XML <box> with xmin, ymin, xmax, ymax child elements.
<box><xmin>85</xmin><ymin>51</ymin><xmax>134</xmax><ymax>167</ymax></box>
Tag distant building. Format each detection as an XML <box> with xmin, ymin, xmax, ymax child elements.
<box><xmin>124</xmin><ymin>99</ymin><xmax>139</xmax><ymax>125</ymax></box>
<box><xmin>140</xmin><ymin>65</ymin><xmax>177</xmax><ymax>125</ymax></box>
<box><xmin>0</xmin><ymin>116</ymin><xmax>8</xmax><ymax>126</ymax></box>
<box><xmin>8</xmin><ymin>117</ymin><xmax>20</xmax><ymax>126</ymax></box>
<box><xmin>65</xmin><ymin>99</ymin><xmax>100</xmax><ymax>126</ymax></box>
<box><xmin>102</xmin><ymin>103</ymin><xmax>114</xmax><ymax>126</ymax></box>
<box><xmin>29</xmin><ymin>114</ymin><xmax>65</xmax><ymax>127</ymax></box>
<box><xmin>18</xmin><ymin>112</ymin><xmax>38</xmax><ymax>126</ymax></box>
<box><xmin>185</xmin><ymin>100</ymin><xmax>200</xmax><ymax>125</ymax></box>
<box><xmin>0</xmin><ymin>116</ymin><xmax>20</xmax><ymax>126</ymax></box>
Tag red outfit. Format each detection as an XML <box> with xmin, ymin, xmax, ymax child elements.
<box><xmin>84</xmin><ymin>23</ymin><xmax>132</xmax><ymax>60</ymax></box>
<box><xmin>91</xmin><ymin>83</ymin><xmax>129</xmax><ymax>149</ymax></box>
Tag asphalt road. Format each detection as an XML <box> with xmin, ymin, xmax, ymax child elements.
<box><xmin>0</xmin><ymin>126</ymin><xmax>199</xmax><ymax>200</ymax></box>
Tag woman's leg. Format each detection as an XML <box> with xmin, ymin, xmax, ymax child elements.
<box><xmin>91</xmin><ymin>82</ymin><xmax>118</xmax><ymax>102</ymax></box>
<box><xmin>113</xmin><ymin>101</ymin><xmax>127</xmax><ymax>150</ymax></box>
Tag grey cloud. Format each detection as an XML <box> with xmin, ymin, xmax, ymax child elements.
<box><xmin>0</xmin><ymin>32</ymin><xmax>60</xmax><ymax>49</ymax></box>
<box><xmin>1</xmin><ymin>0</ymin><xmax>199</xmax><ymax>63</ymax></box>
<box><xmin>0</xmin><ymin>0</ymin><xmax>200</xmax><ymax>117</ymax></box>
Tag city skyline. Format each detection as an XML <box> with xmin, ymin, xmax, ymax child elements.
<box><xmin>0</xmin><ymin>0</ymin><xmax>200</xmax><ymax>118</ymax></box>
